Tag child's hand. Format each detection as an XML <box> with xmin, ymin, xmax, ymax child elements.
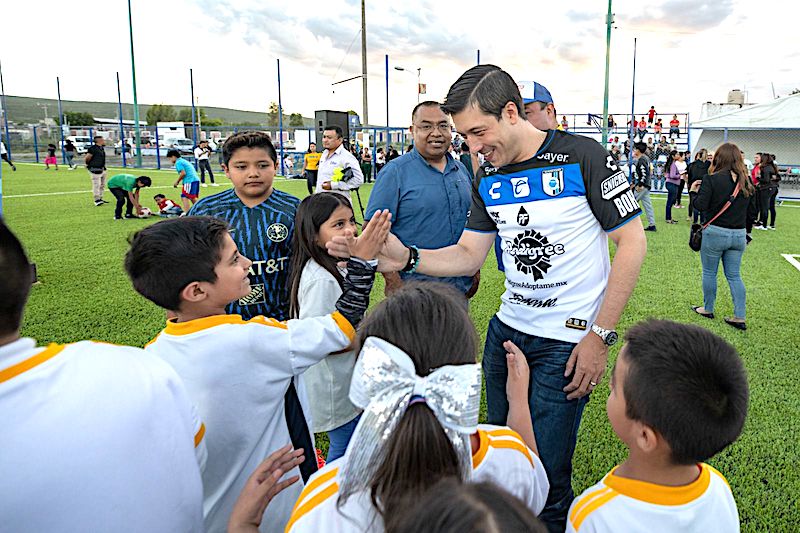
<box><xmin>346</xmin><ymin>209</ymin><xmax>392</xmax><ymax>261</ymax></box>
<box><xmin>227</xmin><ymin>445</ymin><xmax>304</xmax><ymax>533</ymax></box>
<box><xmin>505</xmin><ymin>340</ymin><xmax>529</xmax><ymax>402</ymax></box>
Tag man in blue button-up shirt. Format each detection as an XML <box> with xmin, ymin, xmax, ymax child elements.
<box><xmin>365</xmin><ymin>101</ymin><xmax>476</xmax><ymax>295</ymax></box>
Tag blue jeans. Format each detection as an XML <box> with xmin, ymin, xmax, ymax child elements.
<box><xmin>483</xmin><ymin>316</ymin><xmax>587</xmax><ymax>533</ymax></box>
<box><xmin>700</xmin><ymin>225</ymin><xmax>747</xmax><ymax>319</ymax></box>
<box><xmin>326</xmin><ymin>413</ymin><xmax>361</xmax><ymax>462</ymax></box>
<box><xmin>665</xmin><ymin>181</ymin><xmax>679</xmax><ymax>221</ymax></box>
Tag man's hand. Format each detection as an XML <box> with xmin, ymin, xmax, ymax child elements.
<box><xmin>382</xmin><ymin>272</ymin><xmax>403</xmax><ymax>297</ymax></box>
<box><xmin>505</xmin><ymin>340</ymin><xmax>529</xmax><ymax>402</ymax></box>
<box><xmin>326</xmin><ymin>231</ymin><xmax>409</xmax><ymax>273</ymax></box>
<box><xmin>563</xmin><ymin>332</ymin><xmax>608</xmax><ymax>400</ymax></box>
<box><xmin>321</xmin><ymin>181</ymin><xmax>332</xmax><ymax>190</ymax></box>
<box><xmin>227</xmin><ymin>445</ymin><xmax>304</xmax><ymax>533</ymax></box>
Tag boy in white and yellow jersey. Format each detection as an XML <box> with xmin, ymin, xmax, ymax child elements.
<box><xmin>125</xmin><ymin>213</ymin><xmax>390</xmax><ymax>533</ymax></box>
<box><xmin>567</xmin><ymin>320</ymin><xmax>748</xmax><ymax>532</ymax></box>
<box><xmin>0</xmin><ymin>220</ymin><xmax>207</xmax><ymax>532</ymax></box>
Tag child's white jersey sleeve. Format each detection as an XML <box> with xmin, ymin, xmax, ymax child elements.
<box><xmin>279</xmin><ymin>311</ymin><xmax>356</xmax><ymax>375</ymax></box>
<box><xmin>567</xmin><ymin>463</ymin><xmax>739</xmax><ymax>533</ymax></box>
<box><xmin>472</xmin><ymin>424</ymin><xmax>550</xmax><ymax>515</ymax></box>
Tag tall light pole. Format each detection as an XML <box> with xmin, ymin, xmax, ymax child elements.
<box><xmin>394</xmin><ymin>66</ymin><xmax>422</xmax><ymax>103</ymax></box>
<box><xmin>127</xmin><ymin>0</ymin><xmax>142</xmax><ymax>167</ymax></box>
<box><xmin>385</xmin><ymin>54</ymin><xmax>389</xmax><ymax>151</ymax></box>
<box><xmin>56</xmin><ymin>76</ymin><xmax>66</xmax><ymax>164</ymax></box>
<box><xmin>277</xmin><ymin>58</ymin><xmax>285</xmax><ymax>177</ymax></box>
<box><xmin>361</xmin><ymin>0</ymin><xmax>368</xmax><ymax>125</ymax></box>
<box><xmin>601</xmin><ymin>0</ymin><xmax>613</xmax><ymax>146</ymax></box>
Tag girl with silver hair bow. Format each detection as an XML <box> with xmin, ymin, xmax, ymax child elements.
<box><xmin>284</xmin><ymin>282</ymin><xmax>550</xmax><ymax>533</ymax></box>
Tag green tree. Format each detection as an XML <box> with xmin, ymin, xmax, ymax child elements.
<box><xmin>289</xmin><ymin>113</ymin><xmax>304</xmax><ymax>127</ymax></box>
<box><xmin>177</xmin><ymin>107</ymin><xmax>210</xmax><ymax>123</ymax></box>
<box><xmin>267</xmin><ymin>102</ymin><xmax>280</xmax><ymax>126</ymax></box>
<box><xmin>146</xmin><ymin>104</ymin><xmax>176</xmax><ymax>124</ymax></box>
<box><xmin>56</xmin><ymin>111</ymin><xmax>94</xmax><ymax>126</ymax></box>
<box><xmin>204</xmin><ymin>117</ymin><xmax>224</xmax><ymax>127</ymax></box>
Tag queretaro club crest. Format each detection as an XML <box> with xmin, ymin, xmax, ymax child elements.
<box><xmin>541</xmin><ymin>168</ymin><xmax>564</xmax><ymax>197</ymax></box>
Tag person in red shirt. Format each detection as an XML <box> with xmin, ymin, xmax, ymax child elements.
<box><xmin>637</xmin><ymin>117</ymin><xmax>648</xmax><ymax>140</ymax></box>
<box><xmin>154</xmin><ymin>193</ymin><xmax>184</xmax><ymax>218</ymax></box>
<box><xmin>670</xmin><ymin>115</ymin><xmax>681</xmax><ymax>138</ymax></box>
<box><xmin>647</xmin><ymin>106</ymin><xmax>656</xmax><ymax>124</ymax></box>
<box><xmin>654</xmin><ymin>118</ymin><xmax>663</xmax><ymax>134</ymax></box>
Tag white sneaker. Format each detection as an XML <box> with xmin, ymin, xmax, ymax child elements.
<box><xmin>211</xmin><ymin>183</ymin><xmax>220</xmax><ymax>187</ymax></box>
<box><xmin>201</xmin><ymin>183</ymin><xmax>208</xmax><ymax>188</ymax></box>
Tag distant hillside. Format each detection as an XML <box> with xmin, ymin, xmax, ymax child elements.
<box><xmin>2</xmin><ymin>95</ymin><xmax>313</xmax><ymax>127</ymax></box>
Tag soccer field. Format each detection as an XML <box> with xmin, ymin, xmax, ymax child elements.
<box><xmin>2</xmin><ymin>162</ymin><xmax>799</xmax><ymax>531</ymax></box>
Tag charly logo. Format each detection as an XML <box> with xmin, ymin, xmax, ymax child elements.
<box><xmin>541</xmin><ymin>168</ymin><xmax>564</xmax><ymax>197</ymax></box>
<box><xmin>267</xmin><ymin>223</ymin><xmax>289</xmax><ymax>242</ymax></box>
<box><xmin>505</xmin><ymin>229</ymin><xmax>565</xmax><ymax>280</ymax></box>
<box><xmin>517</xmin><ymin>206</ymin><xmax>529</xmax><ymax>226</ymax></box>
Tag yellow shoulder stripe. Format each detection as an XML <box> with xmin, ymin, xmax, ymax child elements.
<box><xmin>331</xmin><ymin>311</ymin><xmax>356</xmax><ymax>341</ymax></box>
<box><xmin>162</xmin><ymin>314</ymin><xmax>289</xmax><ymax>336</ymax></box>
<box><xmin>570</xmin><ymin>486</ymin><xmax>613</xmax><ymax>522</ymax></box>
<box><xmin>194</xmin><ymin>423</ymin><xmax>206</xmax><ymax>447</ymax></box>
<box><xmin>0</xmin><ymin>344</ymin><xmax>66</xmax><ymax>384</ymax></box>
<box><xmin>292</xmin><ymin>467</ymin><xmax>339</xmax><ymax>514</ymax></box>
<box><xmin>572</xmin><ymin>489</ymin><xmax>619</xmax><ymax>530</ymax></box>
<box><xmin>285</xmin><ymin>481</ymin><xmax>339</xmax><ymax>532</ymax></box>
<box><xmin>472</xmin><ymin>429</ymin><xmax>489</xmax><ymax>469</ymax></box>
<box><xmin>489</xmin><ymin>440</ymin><xmax>534</xmax><ymax>467</ymax></box>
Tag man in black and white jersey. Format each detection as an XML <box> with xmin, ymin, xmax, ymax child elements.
<box><xmin>326</xmin><ymin>65</ymin><xmax>647</xmax><ymax>532</ymax></box>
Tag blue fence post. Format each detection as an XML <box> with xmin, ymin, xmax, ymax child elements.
<box><xmin>155</xmin><ymin>125</ymin><xmax>161</xmax><ymax>170</ymax></box>
<box><xmin>723</xmin><ymin>128</ymin><xmax>728</xmax><ymax>142</ymax></box>
<box><xmin>33</xmin><ymin>126</ymin><xmax>40</xmax><ymax>163</ymax></box>
<box><xmin>686</xmin><ymin>112</ymin><xmax>691</xmax><ymax>151</ymax></box>
<box><xmin>56</xmin><ymin>76</ymin><xmax>66</xmax><ymax>165</ymax></box>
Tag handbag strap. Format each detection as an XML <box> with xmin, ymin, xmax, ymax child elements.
<box><xmin>702</xmin><ymin>181</ymin><xmax>741</xmax><ymax>230</ymax></box>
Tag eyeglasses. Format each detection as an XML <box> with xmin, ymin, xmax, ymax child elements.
<box><xmin>415</xmin><ymin>123</ymin><xmax>451</xmax><ymax>133</ymax></box>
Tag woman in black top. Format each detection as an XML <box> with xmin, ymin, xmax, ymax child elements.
<box><xmin>686</xmin><ymin>149</ymin><xmax>710</xmax><ymax>224</ymax></box>
<box><xmin>755</xmin><ymin>153</ymin><xmax>780</xmax><ymax>230</ymax></box>
<box><xmin>690</xmin><ymin>142</ymin><xmax>755</xmax><ymax>330</ymax></box>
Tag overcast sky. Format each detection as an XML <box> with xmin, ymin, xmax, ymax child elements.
<box><xmin>1</xmin><ymin>0</ymin><xmax>797</xmax><ymax>126</ymax></box>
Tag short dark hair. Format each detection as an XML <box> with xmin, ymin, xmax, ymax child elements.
<box><xmin>386</xmin><ymin>479</ymin><xmax>546</xmax><ymax>533</ymax></box>
<box><xmin>634</xmin><ymin>142</ymin><xmax>647</xmax><ymax>153</ymax></box>
<box><xmin>153</xmin><ymin>194</ymin><xmax>165</xmax><ymax>200</ymax></box>
<box><xmin>124</xmin><ymin>216</ymin><xmax>231</xmax><ymax>311</ymax></box>
<box><xmin>460</xmin><ymin>142</ymin><xmax>469</xmax><ymax>152</ymax></box>
<box><xmin>323</xmin><ymin>125</ymin><xmax>343</xmax><ymax>138</ymax></box>
<box><xmin>620</xmin><ymin>320</ymin><xmax>749</xmax><ymax>465</ymax></box>
<box><xmin>94</xmin><ymin>136</ymin><xmax>103</xmax><ymax>142</ymax></box>
<box><xmin>0</xmin><ymin>219</ymin><xmax>33</xmax><ymax>335</ymax></box>
<box><xmin>136</xmin><ymin>176</ymin><xmax>152</xmax><ymax>187</ymax></box>
<box><xmin>222</xmin><ymin>131</ymin><xmax>276</xmax><ymax>166</ymax></box>
<box><xmin>411</xmin><ymin>101</ymin><xmax>442</xmax><ymax>122</ymax></box>
<box><xmin>166</xmin><ymin>149</ymin><xmax>181</xmax><ymax>158</ymax></box>
<box><xmin>441</xmin><ymin>65</ymin><xmax>525</xmax><ymax>120</ymax></box>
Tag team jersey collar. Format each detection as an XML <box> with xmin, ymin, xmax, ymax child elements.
<box><xmin>604</xmin><ymin>463</ymin><xmax>710</xmax><ymax>506</ymax></box>
<box><xmin>496</xmin><ymin>129</ymin><xmax>557</xmax><ymax>175</ymax></box>
<box><xmin>164</xmin><ymin>314</ymin><xmax>249</xmax><ymax>335</ymax></box>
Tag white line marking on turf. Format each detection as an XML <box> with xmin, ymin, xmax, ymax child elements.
<box><xmin>781</xmin><ymin>254</ymin><xmax>800</xmax><ymax>272</ymax></box>
<box><xmin>4</xmin><ymin>185</ymin><xmax>180</xmax><ymax>199</ymax></box>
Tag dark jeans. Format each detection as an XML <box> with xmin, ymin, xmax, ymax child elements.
<box><xmin>198</xmin><ymin>159</ymin><xmax>215</xmax><ymax>183</ymax></box>
<box><xmin>483</xmin><ymin>316</ymin><xmax>587</xmax><ymax>533</ymax></box>
<box><xmin>758</xmin><ymin>187</ymin><xmax>777</xmax><ymax>226</ymax></box>
<box><xmin>675</xmin><ymin>180</ymin><xmax>684</xmax><ymax>205</ymax></box>
<box><xmin>326</xmin><ymin>413</ymin><xmax>361</xmax><ymax>462</ymax></box>
<box><xmin>110</xmin><ymin>187</ymin><xmax>132</xmax><ymax>218</ymax></box>
<box><xmin>688</xmin><ymin>191</ymin><xmax>702</xmax><ymax>223</ymax></box>
<box><xmin>361</xmin><ymin>162</ymin><xmax>373</xmax><ymax>183</ymax></box>
<box><xmin>306</xmin><ymin>169</ymin><xmax>318</xmax><ymax>195</ymax></box>
<box><xmin>665</xmin><ymin>182</ymin><xmax>679</xmax><ymax>221</ymax></box>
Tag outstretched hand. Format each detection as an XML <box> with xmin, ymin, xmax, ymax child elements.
<box><xmin>347</xmin><ymin>209</ymin><xmax>392</xmax><ymax>261</ymax></box>
<box><xmin>227</xmin><ymin>445</ymin><xmax>304</xmax><ymax>533</ymax></box>
<box><xmin>327</xmin><ymin>212</ymin><xmax>410</xmax><ymax>272</ymax></box>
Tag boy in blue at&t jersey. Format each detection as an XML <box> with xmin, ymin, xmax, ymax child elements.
<box><xmin>168</xmin><ymin>149</ymin><xmax>201</xmax><ymax>212</ymax></box>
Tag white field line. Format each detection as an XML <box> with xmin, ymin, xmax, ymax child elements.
<box><xmin>781</xmin><ymin>254</ymin><xmax>800</xmax><ymax>273</ymax></box>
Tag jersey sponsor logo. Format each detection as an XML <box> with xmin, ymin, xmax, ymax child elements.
<box><xmin>489</xmin><ymin>181</ymin><xmax>502</xmax><ymax>200</ymax></box>
<box><xmin>249</xmin><ymin>257</ymin><xmax>289</xmax><ymax>276</ymax></box>
<box><xmin>267</xmin><ymin>223</ymin><xmax>289</xmax><ymax>242</ymax></box>
<box><xmin>508</xmin><ymin>279</ymin><xmax>568</xmax><ymax>290</ymax></box>
<box><xmin>541</xmin><ymin>168</ymin><xmax>564</xmax><ymax>197</ymax></box>
<box><xmin>511</xmin><ymin>177</ymin><xmax>530</xmax><ymax>198</ymax></box>
<box><xmin>509</xmin><ymin>292</ymin><xmax>558</xmax><ymax>308</ymax></box>
<box><xmin>239</xmin><ymin>283</ymin><xmax>266</xmax><ymax>305</ymax></box>
<box><xmin>489</xmin><ymin>211</ymin><xmax>507</xmax><ymax>224</ymax></box>
<box><xmin>517</xmin><ymin>206</ymin><xmax>529</xmax><ymax>226</ymax></box>
<box><xmin>565</xmin><ymin>318</ymin><xmax>588</xmax><ymax>330</ymax></box>
<box><xmin>505</xmin><ymin>229</ymin><xmax>565</xmax><ymax>280</ymax></box>
<box><xmin>601</xmin><ymin>171</ymin><xmax>629</xmax><ymax>200</ymax></box>
<box><xmin>613</xmin><ymin>190</ymin><xmax>639</xmax><ymax>217</ymax></box>
<box><xmin>537</xmin><ymin>152</ymin><xmax>570</xmax><ymax>164</ymax></box>
<box><xmin>606</xmin><ymin>155</ymin><xmax>620</xmax><ymax>172</ymax></box>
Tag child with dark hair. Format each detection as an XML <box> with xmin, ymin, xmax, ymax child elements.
<box><xmin>286</xmin><ymin>282</ymin><xmax>549</xmax><ymax>532</ymax></box>
<box><xmin>153</xmin><ymin>193</ymin><xmax>183</xmax><ymax>217</ymax></box>
<box><xmin>387</xmin><ymin>479</ymin><xmax>547</xmax><ymax>533</ymax></box>
<box><xmin>125</xmin><ymin>212</ymin><xmax>391</xmax><ymax>533</ymax></box>
<box><xmin>167</xmin><ymin>148</ymin><xmax>201</xmax><ymax>211</ymax></box>
<box><xmin>107</xmin><ymin>173</ymin><xmax>151</xmax><ymax>219</ymax></box>
<box><xmin>0</xmin><ymin>222</ymin><xmax>207</xmax><ymax>531</ymax></box>
<box><xmin>289</xmin><ymin>193</ymin><xmax>363</xmax><ymax>462</ymax></box>
<box><xmin>45</xmin><ymin>143</ymin><xmax>59</xmax><ymax>170</ymax></box>
<box><xmin>567</xmin><ymin>319</ymin><xmax>748</xmax><ymax>532</ymax></box>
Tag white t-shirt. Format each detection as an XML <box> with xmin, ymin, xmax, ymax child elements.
<box><xmin>0</xmin><ymin>141</ymin><xmax>7</xmax><ymax>155</ymax></box>
<box><xmin>194</xmin><ymin>146</ymin><xmax>209</xmax><ymax>160</ymax></box>
<box><xmin>286</xmin><ymin>424</ymin><xmax>550</xmax><ymax>532</ymax></box>
<box><xmin>675</xmin><ymin>160</ymin><xmax>687</xmax><ymax>175</ymax></box>
<box><xmin>0</xmin><ymin>338</ymin><xmax>206</xmax><ymax>533</ymax></box>
<box><xmin>567</xmin><ymin>463</ymin><xmax>739</xmax><ymax>532</ymax></box>
<box><xmin>297</xmin><ymin>259</ymin><xmax>360</xmax><ymax>432</ymax></box>
<box><xmin>316</xmin><ymin>144</ymin><xmax>364</xmax><ymax>193</ymax></box>
<box><xmin>145</xmin><ymin>312</ymin><xmax>356</xmax><ymax>533</ymax></box>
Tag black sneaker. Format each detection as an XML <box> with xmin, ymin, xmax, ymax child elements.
<box><xmin>100</xmin><ymin>199</ymin><xmax>109</xmax><ymax>204</ymax></box>
<box><xmin>644</xmin><ymin>225</ymin><xmax>657</xmax><ymax>232</ymax></box>
<box><xmin>124</xmin><ymin>214</ymin><xmax>137</xmax><ymax>219</ymax></box>
<box><xmin>114</xmin><ymin>216</ymin><xmax>123</xmax><ymax>220</ymax></box>
<box><xmin>95</xmin><ymin>200</ymin><xmax>104</xmax><ymax>206</ymax></box>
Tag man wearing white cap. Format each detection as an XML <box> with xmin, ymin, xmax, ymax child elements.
<box><xmin>518</xmin><ymin>80</ymin><xmax>559</xmax><ymax>131</ymax></box>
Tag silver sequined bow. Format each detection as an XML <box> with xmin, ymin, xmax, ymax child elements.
<box><xmin>338</xmin><ymin>336</ymin><xmax>482</xmax><ymax>503</ymax></box>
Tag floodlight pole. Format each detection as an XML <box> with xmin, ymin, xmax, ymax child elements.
<box><xmin>361</xmin><ymin>0</ymin><xmax>369</xmax><ymax>126</ymax></box>
<box><xmin>190</xmin><ymin>68</ymin><xmax>198</xmax><ymax>169</ymax></box>
<box><xmin>628</xmin><ymin>38</ymin><xmax>637</xmax><ymax>176</ymax></box>
<box><xmin>601</xmin><ymin>0</ymin><xmax>613</xmax><ymax>146</ymax></box>
<box><xmin>477</xmin><ymin>49</ymin><xmax>480</xmax><ymax>65</ymax></box>
<box><xmin>116</xmin><ymin>72</ymin><xmax>127</xmax><ymax>168</ymax></box>
<box><xmin>385</xmin><ymin>54</ymin><xmax>389</xmax><ymax>151</ymax></box>
<box><xmin>0</xmin><ymin>60</ymin><xmax>11</xmax><ymax>161</ymax></box>
<box><xmin>56</xmin><ymin>76</ymin><xmax>66</xmax><ymax>165</ymax></box>
<box><xmin>127</xmin><ymin>0</ymin><xmax>142</xmax><ymax>167</ymax></box>
<box><xmin>277</xmin><ymin>58</ymin><xmax>285</xmax><ymax>177</ymax></box>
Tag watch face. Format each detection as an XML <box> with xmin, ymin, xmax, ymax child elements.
<box><xmin>606</xmin><ymin>331</ymin><xmax>619</xmax><ymax>346</ymax></box>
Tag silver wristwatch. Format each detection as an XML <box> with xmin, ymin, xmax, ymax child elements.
<box><xmin>591</xmin><ymin>324</ymin><xmax>618</xmax><ymax>346</ymax></box>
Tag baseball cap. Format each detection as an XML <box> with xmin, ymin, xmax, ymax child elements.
<box><xmin>518</xmin><ymin>81</ymin><xmax>554</xmax><ymax>105</ymax></box>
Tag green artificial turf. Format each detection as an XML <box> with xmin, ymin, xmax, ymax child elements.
<box><xmin>2</xmin><ymin>162</ymin><xmax>799</xmax><ymax>531</ymax></box>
